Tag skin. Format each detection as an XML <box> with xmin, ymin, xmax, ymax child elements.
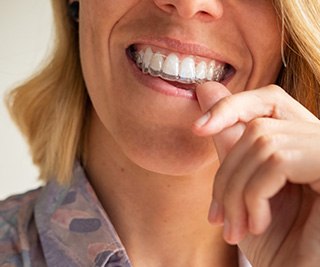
<box><xmin>77</xmin><ymin>0</ymin><xmax>320</xmax><ymax>266</ymax></box>
<box><xmin>194</xmin><ymin>83</ymin><xmax>320</xmax><ymax>266</ymax></box>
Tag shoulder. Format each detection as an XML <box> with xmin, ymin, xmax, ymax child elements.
<box><xmin>0</xmin><ymin>188</ymin><xmax>43</xmax><ymax>266</ymax></box>
<box><xmin>0</xmin><ymin>188</ymin><xmax>41</xmax><ymax>230</ymax></box>
<box><xmin>1</xmin><ymin>187</ymin><xmax>40</xmax><ymax>211</ymax></box>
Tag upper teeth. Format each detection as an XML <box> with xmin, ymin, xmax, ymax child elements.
<box><xmin>133</xmin><ymin>47</ymin><xmax>225</xmax><ymax>84</ymax></box>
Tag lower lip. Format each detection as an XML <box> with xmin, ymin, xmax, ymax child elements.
<box><xmin>127</xmin><ymin>54</ymin><xmax>197</xmax><ymax>100</ymax></box>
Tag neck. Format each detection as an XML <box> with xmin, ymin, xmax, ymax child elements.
<box><xmin>85</xmin><ymin>113</ymin><xmax>238</xmax><ymax>267</ymax></box>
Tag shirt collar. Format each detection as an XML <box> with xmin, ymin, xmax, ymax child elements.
<box><xmin>34</xmin><ymin>163</ymin><xmax>131</xmax><ymax>267</ymax></box>
<box><xmin>34</xmin><ymin>163</ymin><xmax>251</xmax><ymax>267</ymax></box>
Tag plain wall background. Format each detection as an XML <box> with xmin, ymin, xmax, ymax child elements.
<box><xmin>0</xmin><ymin>1</ymin><xmax>54</xmax><ymax>199</ymax></box>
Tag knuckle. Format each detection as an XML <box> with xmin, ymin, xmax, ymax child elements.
<box><xmin>269</xmin><ymin>151</ymin><xmax>287</xmax><ymax>166</ymax></box>
<box><xmin>223</xmin><ymin>184</ymin><xmax>235</xmax><ymax>204</ymax></box>
<box><xmin>218</xmin><ymin>95</ymin><xmax>234</xmax><ymax>111</ymax></box>
<box><xmin>267</xmin><ymin>85</ymin><xmax>289</xmax><ymax>118</ymax></box>
<box><xmin>268</xmin><ymin>84</ymin><xmax>286</xmax><ymax>96</ymax></box>
<box><xmin>246</xmin><ymin>118</ymin><xmax>266</xmax><ymax>136</ymax></box>
<box><xmin>244</xmin><ymin>184</ymin><xmax>258</xmax><ymax>206</ymax></box>
<box><xmin>222</xmin><ymin>178</ymin><xmax>241</xmax><ymax>207</ymax></box>
<box><xmin>254</xmin><ymin>135</ymin><xmax>273</xmax><ymax>151</ymax></box>
<box><xmin>222</xmin><ymin>177</ymin><xmax>245</xmax><ymax>209</ymax></box>
<box><xmin>223</xmin><ymin>95</ymin><xmax>234</xmax><ymax>104</ymax></box>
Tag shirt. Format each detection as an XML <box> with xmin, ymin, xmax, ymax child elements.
<box><xmin>0</xmin><ymin>163</ymin><xmax>252</xmax><ymax>267</ymax></box>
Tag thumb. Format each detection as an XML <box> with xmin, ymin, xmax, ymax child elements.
<box><xmin>195</xmin><ymin>82</ymin><xmax>245</xmax><ymax>162</ymax></box>
<box><xmin>196</xmin><ymin>82</ymin><xmax>231</xmax><ymax>113</ymax></box>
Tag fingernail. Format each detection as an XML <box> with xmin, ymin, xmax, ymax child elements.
<box><xmin>194</xmin><ymin>112</ymin><xmax>211</xmax><ymax>128</ymax></box>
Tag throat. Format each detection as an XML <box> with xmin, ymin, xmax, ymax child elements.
<box><xmin>128</xmin><ymin>233</ymin><xmax>239</xmax><ymax>267</ymax></box>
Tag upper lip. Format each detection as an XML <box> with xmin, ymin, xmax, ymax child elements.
<box><xmin>126</xmin><ymin>36</ymin><xmax>230</xmax><ymax>65</ymax></box>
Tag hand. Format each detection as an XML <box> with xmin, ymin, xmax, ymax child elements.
<box><xmin>192</xmin><ymin>82</ymin><xmax>320</xmax><ymax>267</ymax></box>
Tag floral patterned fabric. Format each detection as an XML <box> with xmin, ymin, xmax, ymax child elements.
<box><xmin>0</xmin><ymin>163</ymin><xmax>251</xmax><ymax>267</ymax></box>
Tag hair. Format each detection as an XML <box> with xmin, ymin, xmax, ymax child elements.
<box><xmin>5</xmin><ymin>0</ymin><xmax>320</xmax><ymax>184</ymax></box>
<box><xmin>6</xmin><ymin>0</ymin><xmax>88</xmax><ymax>184</ymax></box>
<box><xmin>275</xmin><ymin>0</ymin><xmax>320</xmax><ymax>116</ymax></box>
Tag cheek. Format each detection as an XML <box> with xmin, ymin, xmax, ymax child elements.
<box><xmin>257</xmin><ymin>14</ymin><xmax>282</xmax><ymax>60</ymax></box>
<box><xmin>257</xmin><ymin>27</ymin><xmax>283</xmax><ymax>85</ymax></box>
<box><xmin>81</xmin><ymin>0</ymin><xmax>138</xmax><ymax>24</ymax></box>
<box><xmin>79</xmin><ymin>3</ymin><xmax>115</xmax><ymax>122</ymax></box>
<box><xmin>79</xmin><ymin>0</ymin><xmax>140</xmax><ymax>91</ymax></box>
<box><xmin>241</xmin><ymin>6</ymin><xmax>283</xmax><ymax>86</ymax></box>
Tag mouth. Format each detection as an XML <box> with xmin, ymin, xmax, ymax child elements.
<box><xmin>127</xmin><ymin>44</ymin><xmax>235</xmax><ymax>91</ymax></box>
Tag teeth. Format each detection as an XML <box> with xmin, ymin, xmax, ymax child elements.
<box><xmin>136</xmin><ymin>50</ymin><xmax>144</xmax><ymax>68</ymax></box>
<box><xmin>195</xmin><ymin>61</ymin><xmax>207</xmax><ymax>80</ymax></box>
<box><xmin>179</xmin><ymin>57</ymin><xmax>196</xmax><ymax>83</ymax></box>
<box><xmin>214</xmin><ymin>65</ymin><xmax>225</xmax><ymax>81</ymax></box>
<box><xmin>206</xmin><ymin>61</ymin><xmax>215</xmax><ymax>80</ymax></box>
<box><xmin>162</xmin><ymin>53</ymin><xmax>179</xmax><ymax>80</ymax></box>
<box><xmin>142</xmin><ymin>47</ymin><xmax>153</xmax><ymax>73</ymax></box>
<box><xmin>149</xmin><ymin>52</ymin><xmax>164</xmax><ymax>76</ymax></box>
<box><xmin>134</xmin><ymin>46</ymin><xmax>226</xmax><ymax>84</ymax></box>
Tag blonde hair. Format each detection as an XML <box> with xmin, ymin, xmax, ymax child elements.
<box><xmin>6</xmin><ymin>1</ymin><xmax>88</xmax><ymax>184</ymax></box>
<box><xmin>275</xmin><ymin>0</ymin><xmax>320</xmax><ymax>115</ymax></box>
<box><xmin>5</xmin><ymin>0</ymin><xmax>320</xmax><ymax>184</ymax></box>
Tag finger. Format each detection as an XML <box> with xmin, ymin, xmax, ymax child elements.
<box><xmin>212</xmin><ymin>122</ymin><xmax>246</xmax><ymax>162</ymax></box>
<box><xmin>209</xmin><ymin>132</ymin><xmax>255</xmax><ymax>225</ymax></box>
<box><xmin>239</xmin><ymin>131</ymin><xmax>320</xmax><ymax>234</ymax></box>
<box><xmin>208</xmin><ymin>124</ymin><xmax>245</xmax><ymax>226</ymax></box>
<box><xmin>244</xmin><ymin>153</ymin><xmax>289</xmax><ymax>235</ymax></box>
<box><xmin>219</xmin><ymin>135</ymin><xmax>275</xmax><ymax>243</ymax></box>
<box><xmin>209</xmin><ymin>119</ymin><xmax>273</xmax><ymax>227</ymax></box>
<box><xmin>214</xmin><ymin>118</ymin><xmax>302</xmax><ymax>165</ymax></box>
<box><xmin>215</xmin><ymin>124</ymin><xmax>279</xmax><ymax>243</ymax></box>
<box><xmin>195</xmin><ymin>81</ymin><xmax>231</xmax><ymax>113</ymax></box>
<box><xmin>211</xmin><ymin>119</ymin><xmax>278</xmax><ymax>211</ymax></box>
<box><xmin>193</xmin><ymin>82</ymin><xmax>246</xmax><ymax>161</ymax></box>
<box><xmin>194</xmin><ymin>85</ymin><xmax>318</xmax><ymax>136</ymax></box>
<box><xmin>221</xmin><ymin>186</ymin><xmax>248</xmax><ymax>244</ymax></box>
<box><xmin>213</xmin><ymin>119</ymin><xmax>315</xmax><ymax>241</ymax></box>
<box><xmin>195</xmin><ymin>83</ymin><xmax>246</xmax><ymax>229</ymax></box>
<box><xmin>298</xmin><ymin>197</ymin><xmax>320</xmax><ymax>265</ymax></box>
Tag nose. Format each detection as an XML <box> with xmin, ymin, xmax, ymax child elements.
<box><xmin>153</xmin><ymin>0</ymin><xmax>223</xmax><ymax>20</ymax></box>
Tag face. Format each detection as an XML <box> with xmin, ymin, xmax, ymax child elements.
<box><xmin>79</xmin><ymin>0</ymin><xmax>283</xmax><ymax>175</ymax></box>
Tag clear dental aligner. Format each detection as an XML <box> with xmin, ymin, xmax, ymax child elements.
<box><xmin>132</xmin><ymin>46</ymin><xmax>226</xmax><ymax>84</ymax></box>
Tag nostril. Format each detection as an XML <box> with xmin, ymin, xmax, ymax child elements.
<box><xmin>153</xmin><ymin>0</ymin><xmax>223</xmax><ymax>21</ymax></box>
<box><xmin>195</xmin><ymin>10</ymin><xmax>216</xmax><ymax>22</ymax></box>
<box><xmin>199</xmin><ymin>11</ymin><xmax>210</xmax><ymax>16</ymax></box>
<box><xmin>161</xmin><ymin>4</ymin><xmax>176</xmax><ymax>14</ymax></box>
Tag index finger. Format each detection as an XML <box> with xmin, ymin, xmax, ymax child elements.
<box><xmin>193</xmin><ymin>84</ymin><xmax>318</xmax><ymax>136</ymax></box>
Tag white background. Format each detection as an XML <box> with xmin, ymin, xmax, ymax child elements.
<box><xmin>0</xmin><ymin>1</ymin><xmax>54</xmax><ymax>199</ymax></box>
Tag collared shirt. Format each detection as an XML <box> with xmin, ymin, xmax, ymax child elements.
<box><xmin>0</xmin><ymin>164</ymin><xmax>251</xmax><ymax>267</ymax></box>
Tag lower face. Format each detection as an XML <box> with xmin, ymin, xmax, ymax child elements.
<box><xmin>79</xmin><ymin>0</ymin><xmax>283</xmax><ymax>176</ymax></box>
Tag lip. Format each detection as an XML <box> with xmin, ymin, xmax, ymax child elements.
<box><xmin>124</xmin><ymin>36</ymin><xmax>235</xmax><ymax>101</ymax></box>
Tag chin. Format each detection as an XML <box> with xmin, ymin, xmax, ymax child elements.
<box><xmin>139</xmin><ymin>159</ymin><xmax>216</xmax><ymax>177</ymax></box>
<box><xmin>119</xmin><ymin>134</ymin><xmax>218</xmax><ymax>177</ymax></box>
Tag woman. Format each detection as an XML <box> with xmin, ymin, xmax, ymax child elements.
<box><xmin>1</xmin><ymin>0</ymin><xmax>320</xmax><ymax>266</ymax></box>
